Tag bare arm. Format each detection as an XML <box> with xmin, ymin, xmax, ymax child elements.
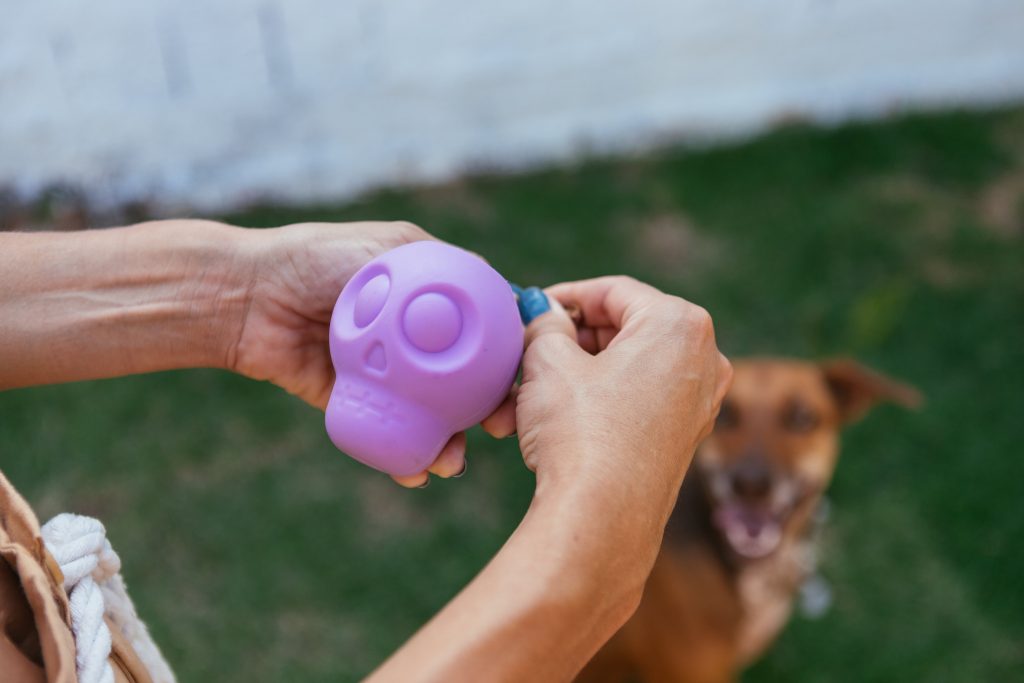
<box><xmin>367</xmin><ymin>480</ymin><xmax>653</xmax><ymax>683</ymax></box>
<box><xmin>0</xmin><ymin>221</ymin><xmax>251</xmax><ymax>388</ymax></box>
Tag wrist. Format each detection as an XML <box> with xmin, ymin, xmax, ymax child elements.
<box><xmin>165</xmin><ymin>220</ymin><xmax>260</xmax><ymax>371</ymax></box>
<box><xmin>367</xmin><ymin>474</ymin><xmax>651</xmax><ymax>683</ymax></box>
<box><xmin>533</xmin><ymin>446</ymin><xmax>684</xmax><ymax>555</ymax></box>
<box><xmin>110</xmin><ymin>219</ymin><xmax>258</xmax><ymax>372</ymax></box>
<box><xmin>524</xmin><ymin>436</ymin><xmax>692</xmax><ymax>594</ymax></box>
<box><xmin>518</xmin><ymin>480</ymin><xmax>656</xmax><ymax>627</ymax></box>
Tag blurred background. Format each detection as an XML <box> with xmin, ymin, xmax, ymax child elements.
<box><xmin>2</xmin><ymin>1</ymin><xmax>1023</xmax><ymax>681</ymax></box>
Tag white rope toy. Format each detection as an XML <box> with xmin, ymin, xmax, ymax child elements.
<box><xmin>41</xmin><ymin>513</ymin><xmax>177</xmax><ymax>683</ymax></box>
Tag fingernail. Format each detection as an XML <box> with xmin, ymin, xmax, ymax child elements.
<box><xmin>452</xmin><ymin>462</ymin><xmax>467</xmax><ymax>478</ymax></box>
<box><xmin>417</xmin><ymin>478</ymin><xmax>430</xmax><ymax>489</ymax></box>
<box><xmin>519</xmin><ymin>287</ymin><xmax>550</xmax><ymax>324</ymax></box>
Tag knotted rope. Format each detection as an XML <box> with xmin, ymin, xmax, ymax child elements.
<box><xmin>41</xmin><ymin>513</ymin><xmax>176</xmax><ymax>683</ymax></box>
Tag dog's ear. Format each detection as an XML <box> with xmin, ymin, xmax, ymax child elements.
<box><xmin>821</xmin><ymin>359</ymin><xmax>922</xmax><ymax>424</ymax></box>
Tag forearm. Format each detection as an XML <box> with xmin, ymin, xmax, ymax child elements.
<box><xmin>367</xmin><ymin>477</ymin><xmax>660</xmax><ymax>683</ymax></box>
<box><xmin>0</xmin><ymin>221</ymin><xmax>252</xmax><ymax>389</ymax></box>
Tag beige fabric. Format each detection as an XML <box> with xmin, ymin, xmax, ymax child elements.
<box><xmin>0</xmin><ymin>471</ymin><xmax>153</xmax><ymax>683</ymax></box>
<box><xmin>108</xmin><ymin>615</ymin><xmax>154</xmax><ymax>683</ymax></box>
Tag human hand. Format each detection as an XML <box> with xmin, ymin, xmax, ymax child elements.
<box><xmin>229</xmin><ymin>221</ymin><xmax>476</xmax><ymax>487</ymax></box>
<box><xmin>364</xmin><ymin>277</ymin><xmax>730</xmax><ymax>683</ymax></box>
<box><xmin>483</xmin><ymin>277</ymin><xmax>732</xmax><ymax>564</ymax></box>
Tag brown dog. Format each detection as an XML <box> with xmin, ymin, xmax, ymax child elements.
<box><xmin>578</xmin><ymin>358</ymin><xmax>920</xmax><ymax>683</ymax></box>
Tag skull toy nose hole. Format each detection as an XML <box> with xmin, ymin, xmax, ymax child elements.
<box><xmin>403</xmin><ymin>292</ymin><xmax>463</xmax><ymax>353</ymax></box>
<box><xmin>364</xmin><ymin>342</ymin><xmax>387</xmax><ymax>372</ymax></box>
<box><xmin>353</xmin><ymin>274</ymin><xmax>390</xmax><ymax>328</ymax></box>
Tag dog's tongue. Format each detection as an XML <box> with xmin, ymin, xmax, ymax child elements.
<box><xmin>715</xmin><ymin>503</ymin><xmax>783</xmax><ymax>559</ymax></box>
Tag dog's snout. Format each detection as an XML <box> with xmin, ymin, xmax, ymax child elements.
<box><xmin>731</xmin><ymin>458</ymin><xmax>773</xmax><ymax>499</ymax></box>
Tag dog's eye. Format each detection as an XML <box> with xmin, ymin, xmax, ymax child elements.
<box><xmin>715</xmin><ymin>399</ymin><xmax>740</xmax><ymax>430</ymax></box>
<box><xmin>782</xmin><ymin>401</ymin><xmax>820</xmax><ymax>433</ymax></box>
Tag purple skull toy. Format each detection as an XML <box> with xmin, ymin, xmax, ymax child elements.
<box><xmin>325</xmin><ymin>241</ymin><xmax>524</xmax><ymax>476</ymax></box>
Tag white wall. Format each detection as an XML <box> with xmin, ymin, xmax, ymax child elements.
<box><xmin>2</xmin><ymin>0</ymin><xmax>1023</xmax><ymax>210</ymax></box>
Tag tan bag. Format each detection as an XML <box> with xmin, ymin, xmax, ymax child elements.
<box><xmin>0</xmin><ymin>471</ymin><xmax>154</xmax><ymax>683</ymax></box>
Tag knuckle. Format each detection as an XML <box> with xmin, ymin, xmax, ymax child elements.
<box><xmin>722</xmin><ymin>356</ymin><xmax>735</xmax><ymax>383</ymax></box>
<box><xmin>391</xmin><ymin>220</ymin><xmax>428</xmax><ymax>240</ymax></box>
<box><xmin>660</xmin><ymin>297</ymin><xmax>713</xmax><ymax>331</ymax></box>
<box><xmin>692</xmin><ymin>309</ymin><xmax>717</xmax><ymax>343</ymax></box>
<box><xmin>689</xmin><ymin>305</ymin><xmax>714</xmax><ymax>330</ymax></box>
<box><xmin>601</xmin><ymin>274</ymin><xmax>640</xmax><ymax>290</ymax></box>
<box><xmin>656</xmin><ymin>295</ymin><xmax>688</xmax><ymax>317</ymax></box>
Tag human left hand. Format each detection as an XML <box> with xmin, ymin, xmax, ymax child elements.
<box><xmin>229</xmin><ymin>221</ymin><xmax>474</xmax><ymax>487</ymax></box>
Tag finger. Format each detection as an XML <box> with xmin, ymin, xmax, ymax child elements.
<box><xmin>481</xmin><ymin>386</ymin><xmax>518</xmax><ymax>438</ymax></box>
<box><xmin>427</xmin><ymin>432</ymin><xmax>468</xmax><ymax>478</ymax></box>
<box><xmin>547</xmin><ymin>276</ymin><xmax>664</xmax><ymax>332</ymax></box>
<box><xmin>392</xmin><ymin>471</ymin><xmax>430</xmax><ymax>488</ymax></box>
<box><xmin>522</xmin><ymin>288</ymin><xmax>579</xmax><ymax>350</ymax></box>
<box><xmin>575</xmin><ymin>325</ymin><xmax>620</xmax><ymax>354</ymax></box>
<box><xmin>576</xmin><ymin>326</ymin><xmax>599</xmax><ymax>354</ymax></box>
<box><xmin>596</xmin><ymin>326</ymin><xmax>618</xmax><ymax>351</ymax></box>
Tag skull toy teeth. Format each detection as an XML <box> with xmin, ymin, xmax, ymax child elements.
<box><xmin>325</xmin><ymin>241</ymin><xmax>524</xmax><ymax>477</ymax></box>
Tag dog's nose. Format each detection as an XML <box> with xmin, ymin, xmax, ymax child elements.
<box><xmin>731</xmin><ymin>459</ymin><xmax>773</xmax><ymax>499</ymax></box>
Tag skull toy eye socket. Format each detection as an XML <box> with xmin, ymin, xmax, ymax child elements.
<box><xmin>353</xmin><ymin>273</ymin><xmax>391</xmax><ymax>328</ymax></box>
<box><xmin>402</xmin><ymin>292</ymin><xmax>463</xmax><ymax>353</ymax></box>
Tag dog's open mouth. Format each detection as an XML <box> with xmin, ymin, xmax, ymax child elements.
<box><xmin>713</xmin><ymin>503</ymin><xmax>784</xmax><ymax>559</ymax></box>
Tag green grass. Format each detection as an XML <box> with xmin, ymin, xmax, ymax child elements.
<box><xmin>3</xmin><ymin>106</ymin><xmax>1023</xmax><ymax>681</ymax></box>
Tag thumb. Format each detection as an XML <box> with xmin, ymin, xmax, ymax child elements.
<box><xmin>518</xmin><ymin>286</ymin><xmax>578</xmax><ymax>349</ymax></box>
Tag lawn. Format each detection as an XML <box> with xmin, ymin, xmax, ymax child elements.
<box><xmin>2</xmin><ymin>106</ymin><xmax>1023</xmax><ymax>681</ymax></box>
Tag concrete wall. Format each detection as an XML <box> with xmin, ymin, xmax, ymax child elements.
<box><xmin>2</xmin><ymin>0</ymin><xmax>1023</xmax><ymax>210</ymax></box>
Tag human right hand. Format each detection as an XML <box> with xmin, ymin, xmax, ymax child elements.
<box><xmin>486</xmin><ymin>276</ymin><xmax>732</xmax><ymax>567</ymax></box>
<box><xmin>371</xmin><ymin>279</ymin><xmax>731</xmax><ymax>683</ymax></box>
